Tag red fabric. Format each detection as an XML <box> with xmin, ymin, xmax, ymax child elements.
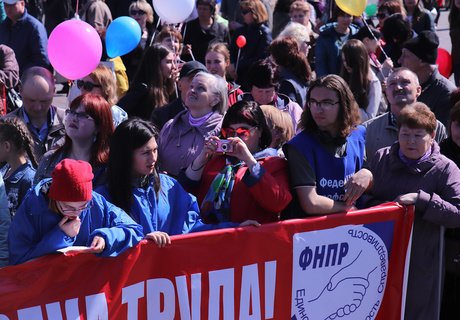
<box><xmin>194</xmin><ymin>156</ymin><xmax>292</xmax><ymax>223</ymax></box>
<box><xmin>0</xmin><ymin>203</ymin><xmax>414</xmax><ymax>319</ymax></box>
<box><xmin>227</xmin><ymin>82</ymin><xmax>243</xmax><ymax>107</ymax></box>
<box><xmin>48</xmin><ymin>159</ymin><xmax>94</xmax><ymax>202</ymax></box>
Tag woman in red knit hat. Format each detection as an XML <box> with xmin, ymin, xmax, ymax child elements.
<box><xmin>8</xmin><ymin>159</ymin><xmax>143</xmax><ymax>265</ymax></box>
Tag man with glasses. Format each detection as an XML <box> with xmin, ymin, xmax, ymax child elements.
<box><xmin>363</xmin><ymin>67</ymin><xmax>447</xmax><ymax>163</ymax></box>
<box><xmin>4</xmin><ymin>66</ymin><xmax>65</xmax><ymax>161</ymax></box>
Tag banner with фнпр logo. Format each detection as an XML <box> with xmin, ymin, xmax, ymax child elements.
<box><xmin>0</xmin><ymin>203</ymin><xmax>413</xmax><ymax>320</ymax></box>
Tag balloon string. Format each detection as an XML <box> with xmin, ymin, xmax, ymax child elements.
<box><xmin>361</xmin><ymin>14</ymin><xmax>389</xmax><ymax>60</ymax></box>
<box><xmin>149</xmin><ymin>18</ymin><xmax>162</xmax><ymax>47</ymax></box>
<box><xmin>236</xmin><ymin>48</ymin><xmax>241</xmax><ymax>74</ymax></box>
<box><xmin>75</xmin><ymin>0</ymin><xmax>79</xmax><ymax>18</ymax></box>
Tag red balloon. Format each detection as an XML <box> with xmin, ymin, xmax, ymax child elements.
<box><xmin>437</xmin><ymin>48</ymin><xmax>453</xmax><ymax>79</ymax></box>
<box><xmin>236</xmin><ymin>35</ymin><xmax>247</xmax><ymax>48</ymax></box>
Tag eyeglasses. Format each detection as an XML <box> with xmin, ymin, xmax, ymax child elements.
<box><xmin>76</xmin><ymin>80</ymin><xmax>102</xmax><ymax>92</ymax></box>
<box><xmin>308</xmin><ymin>99</ymin><xmax>340</xmax><ymax>110</ymax></box>
<box><xmin>130</xmin><ymin>9</ymin><xmax>146</xmax><ymax>15</ymax></box>
<box><xmin>59</xmin><ymin>201</ymin><xmax>93</xmax><ymax>214</ymax></box>
<box><xmin>241</xmin><ymin>9</ymin><xmax>251</xmax><ymax>15</ymax></box>
<box><xmin>221</xmin><ymin>126</ymin><xmax>256</xmax><ymax>138</ymax></box>
<box><xmin>65</xmin><ymin>109</ymin><xmax>94</xmax><ymax>121</ymax></box>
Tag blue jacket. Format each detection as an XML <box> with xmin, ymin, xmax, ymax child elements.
<box><xmin>96</xmin><ymin>174</ymin><xmax>236</xmax><ymax>235</ymax></box>
<box><xmin>0</xmin><ymin>175</ymin><xmax>10</xmax><ymax>267</ymax></box>
<box><xmin>315</xmin><ymin>22</ymin><xmax>359</xmax><ymax>77</ymax></box>
<box><xmin>0</xmin><ymin>9</ymin><xmax>49</xmax><ymax>72</ymax></box>
<box><xmin>8</xmin><ymin>179</ymin><xmax>144</xmax><ymax>265</ymax></box>
<box><xmin>288</xmin><ymin>126</ymin><xmax>366</xmax><ymax>200</ymax></box>
<box><xmin>1</xmin><ymin>161</ymin><xmax>36</xmax><ymax>218</ymax></box>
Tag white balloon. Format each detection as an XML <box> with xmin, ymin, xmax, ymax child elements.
<box><xmin>153</xmin><ymin>0</ymin><xmax>195</xmax><ymax>24</ymax></box>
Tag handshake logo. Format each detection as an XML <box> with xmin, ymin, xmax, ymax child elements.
<box><xmin>291</xmin><ymin>225</ymin><xmax>388</xmax><ymax>320</ymax></box>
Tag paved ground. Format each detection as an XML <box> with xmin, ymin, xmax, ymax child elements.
<box><xmin>52</xmin><ymin>9</ymin><xmax>454</xmax><ymax>109</ymax></box>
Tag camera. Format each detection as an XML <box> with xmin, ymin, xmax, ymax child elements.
<box><xmin>216</xmin><ymin>140</ymin><xmax>233</xmax><ymax>153</ymax></box>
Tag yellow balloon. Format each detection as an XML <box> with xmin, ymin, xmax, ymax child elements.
<box><xmin>336</xmin><ymin>0</ymin><xmax>366</xmax><ymax>16</ymax></box>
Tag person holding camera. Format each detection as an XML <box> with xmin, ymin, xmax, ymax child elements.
<box><xmin>179</xmin><ymin>100</ymin><xmax>292</xmax><ymax>224</ymax></box>
<box><xmin>158</xmin><ymin>72</ymin><xmax>227</xmax><ymax>177</ymax></box>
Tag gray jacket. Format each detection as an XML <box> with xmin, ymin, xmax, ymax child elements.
<box><xmin>363</xmin><ymin>112</ymin><xmax>447</xmax><ymax>164</ymax></box>
<box><xmin>363</xmin><ymin>142</ymin><xmax>460</xmax><ymax>320</ymax></box>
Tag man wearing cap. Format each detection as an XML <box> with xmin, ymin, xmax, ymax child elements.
<box><xmin>151</xmin><ymin>60</ymin><xmax>208</xmax><ymax>130</ymax></box>
<box><xmin>8</xmin><ymin>159</ymin><xmax>144</xmax><ymax>265</ymax></box>
<box><xmin>0</xmin><ymin>0</ymin><xmax>49</xmax><ymax>73</ymax></box>
<box><xmin>363</xmin><ymin>67</ymin><xmax>447</xmax><ymax>163</ymax></box>
<box><xmin>399</xmin><ymin>30</ymin><xmax>456</xmax><ymax>126</ymax></box>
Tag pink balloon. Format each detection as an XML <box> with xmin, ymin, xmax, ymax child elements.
<box><xmin>48</xmin><ymin>20</ymin><xmax>102</xmax><ymax>80</ymax></box>
<box><xmin>236</xmin><ymin>35</ymin><xmax>247</xmax><ymax>48</ymax></box>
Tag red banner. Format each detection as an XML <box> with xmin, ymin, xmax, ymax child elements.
<box><xmin>0</xmin><ymin>203</ymin><xmax>413</xmax><ymax>320</ymax></box>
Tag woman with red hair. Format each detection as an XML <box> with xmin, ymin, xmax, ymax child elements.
<box><xmin>34</xmin><ymin>93</ymin><xmax>114</xmax><ymax>187</ymax></box>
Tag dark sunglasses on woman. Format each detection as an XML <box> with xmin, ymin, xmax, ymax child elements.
<box><xmin>77</xmin><ymin>80</ymin><xmax>102</xmax><ymax>92</ymax></box>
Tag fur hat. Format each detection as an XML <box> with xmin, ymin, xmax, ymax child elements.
<box><xmin>403</xmin><ymin>31</ymin><xmax>439</xmax><ymax>64</ymax></box>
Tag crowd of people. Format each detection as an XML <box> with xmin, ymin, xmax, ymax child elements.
<box><xmin>1</xmin><ymin>0</ymin><xmax>460</xmax><ymax>318</ymax></box>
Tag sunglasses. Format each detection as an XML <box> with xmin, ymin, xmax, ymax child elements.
<box><xmin>77</xmin><ymin>80</ymin><xmax>102</xmax><ymax>91</ymax></box>
<box><xmin>221</xmin><ymin>127</ymin><xmax>256</xmax><ymax>139</ymax></box>
<box><xmin>130</xmin><ymin>9</ymin><xmax>146</xmax><ymax>15</ymax></box>
<box><xmin>65</xmin><ymin>109</ymin><xmax>94</xmax><ymax>121</ymax></box>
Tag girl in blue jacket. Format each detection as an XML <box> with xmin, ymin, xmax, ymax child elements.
<box><xmin>96</xmin><ymin>119</ymin><xmax>252</xmax><ymax>247</ymax></box>
<box><xmin>8</xmin><ymin>159</ymin><xmax>144</xmax><ymax>265</ymax></box>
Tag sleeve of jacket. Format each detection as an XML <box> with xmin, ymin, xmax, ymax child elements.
<box><xmin>170</xmin><ymin>180</ymin><xmax>237</xmax><ymax>233</ymax></box>
<box><xmin>417</xmin><ymin>161</ymin><xmax>460</xmax><ymax>228</ymax></box>
<box><xmin>8</xmin><ymin>196</ymin><xmax>76</xmax><ymax>265</ymax></box>
<box><xmin>314</xmin><ymin>35</ymin><xmax>329</xmax><ymax>77</ymax></box>
<box><xmin>0</xmin><ymin>45</ymin><xmax>20</xmax><ymax>88</ymax></box>
<box><xmin>89</xmin><ymin>194</ymin><xmax>143</xmax><ymax>257</ymax></box>
<box><xmin>242</xmin><ymin>157</ymin><xmax>293</xmax><ymax>213</ymax></box>
<box><xmin>25</xmin><ymin>22</ymin><xmax>49</xmax><ymax>70</ymax></box>
<box><xmin>0</xmin><ymin>176</ymin><xmax>11</xmax><ymax>266</ymax></box>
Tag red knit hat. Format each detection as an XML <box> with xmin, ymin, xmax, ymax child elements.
<box><xmin>48</xmin><ymin>159</ymin><xmax>94</xmax><ymax>202</ymax></box>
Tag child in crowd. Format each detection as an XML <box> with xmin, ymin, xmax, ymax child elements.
<box><xmin>0</xmin><ymin>118</ymin><xmax>37</xmax><ymax>217</ymax></box>
<box><xmin>8</xmin><ymin>159</ymin><xmax>143</xmax><ymax>265</ymax></box>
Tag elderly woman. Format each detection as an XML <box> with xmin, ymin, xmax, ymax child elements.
<box><xmin>158</xmin><ymin>72</ymin><xmax>227</xmax><ymax>177</ymax></box>
<box><xmin>284</xmin><ymin>75</ymin><xmax>370</xmax><ymax>217</ymax></box>
<box><xmin>179</xmin><ymin>100</ymin><xmax>292</xmax><ymax>224</ymax></box>
<box><xmin>363</xmin><ymin>103</ymin><xmax>460</xmax><ymax>320</ymax></box>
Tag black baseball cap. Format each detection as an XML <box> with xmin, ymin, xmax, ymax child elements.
<box><xmin>179</xmin><ymin>61</ymin><xmax>208</xmax><ymax>79</ymax></box>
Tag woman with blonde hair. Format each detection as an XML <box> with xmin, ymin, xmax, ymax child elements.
<box><xmin>260</xmin><ymin>104</ymin><xmax>294</xmax><ymax>156</ymax></box>
<box><xmin>228</xmin><ymin>0</ymin><xmax>272</xmax><ymax>90</ymax></box>
<box><xmin>76</xmin><ymin>64</ymin><xmax>128</xmax><ymax>127</ymax></box>
<box><xmin>123</xmin><ymin>0</ymin><xmax>157</xmax><ymax>80</ymax></box>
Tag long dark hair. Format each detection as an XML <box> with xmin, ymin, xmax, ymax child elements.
<box><xmin>107</xmin><ymin>118</ymin><xmax>161</xmax><ymax>213</ymax></box>
<box><xmin>300</xmin><ymin>75</ymin><xmax>360</xmax><ymax>138</ymax></box>
<box><xmin>341</xmin><ymin>39</ymin><xmax>370</xmax><ymax>109</ymax></box>
<box><xmin>0</xmin><ymin>118</ymin><xmax>38</xmax><ymax>168</ymax></box>
<box><xmin>131</xmin><ymin>44</ymin><xmax>175</xmax><ymax>109</ymax></box>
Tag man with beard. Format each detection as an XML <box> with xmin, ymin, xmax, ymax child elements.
<box><xmin>363</xmin><ymin>67</ymin><xmax>447</xmax><ymax>163</ymax></box>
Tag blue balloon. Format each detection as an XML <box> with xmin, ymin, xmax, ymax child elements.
<box><xmin>106</xmin><ymin>16</ymin><xmax>141</xmax><ymax>58</ymax></box>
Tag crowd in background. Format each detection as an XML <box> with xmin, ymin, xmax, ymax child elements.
<box><xmin>1</xmin><ymin>0</ymin><xmax>460</xmax><ymax>318</ymax></box>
